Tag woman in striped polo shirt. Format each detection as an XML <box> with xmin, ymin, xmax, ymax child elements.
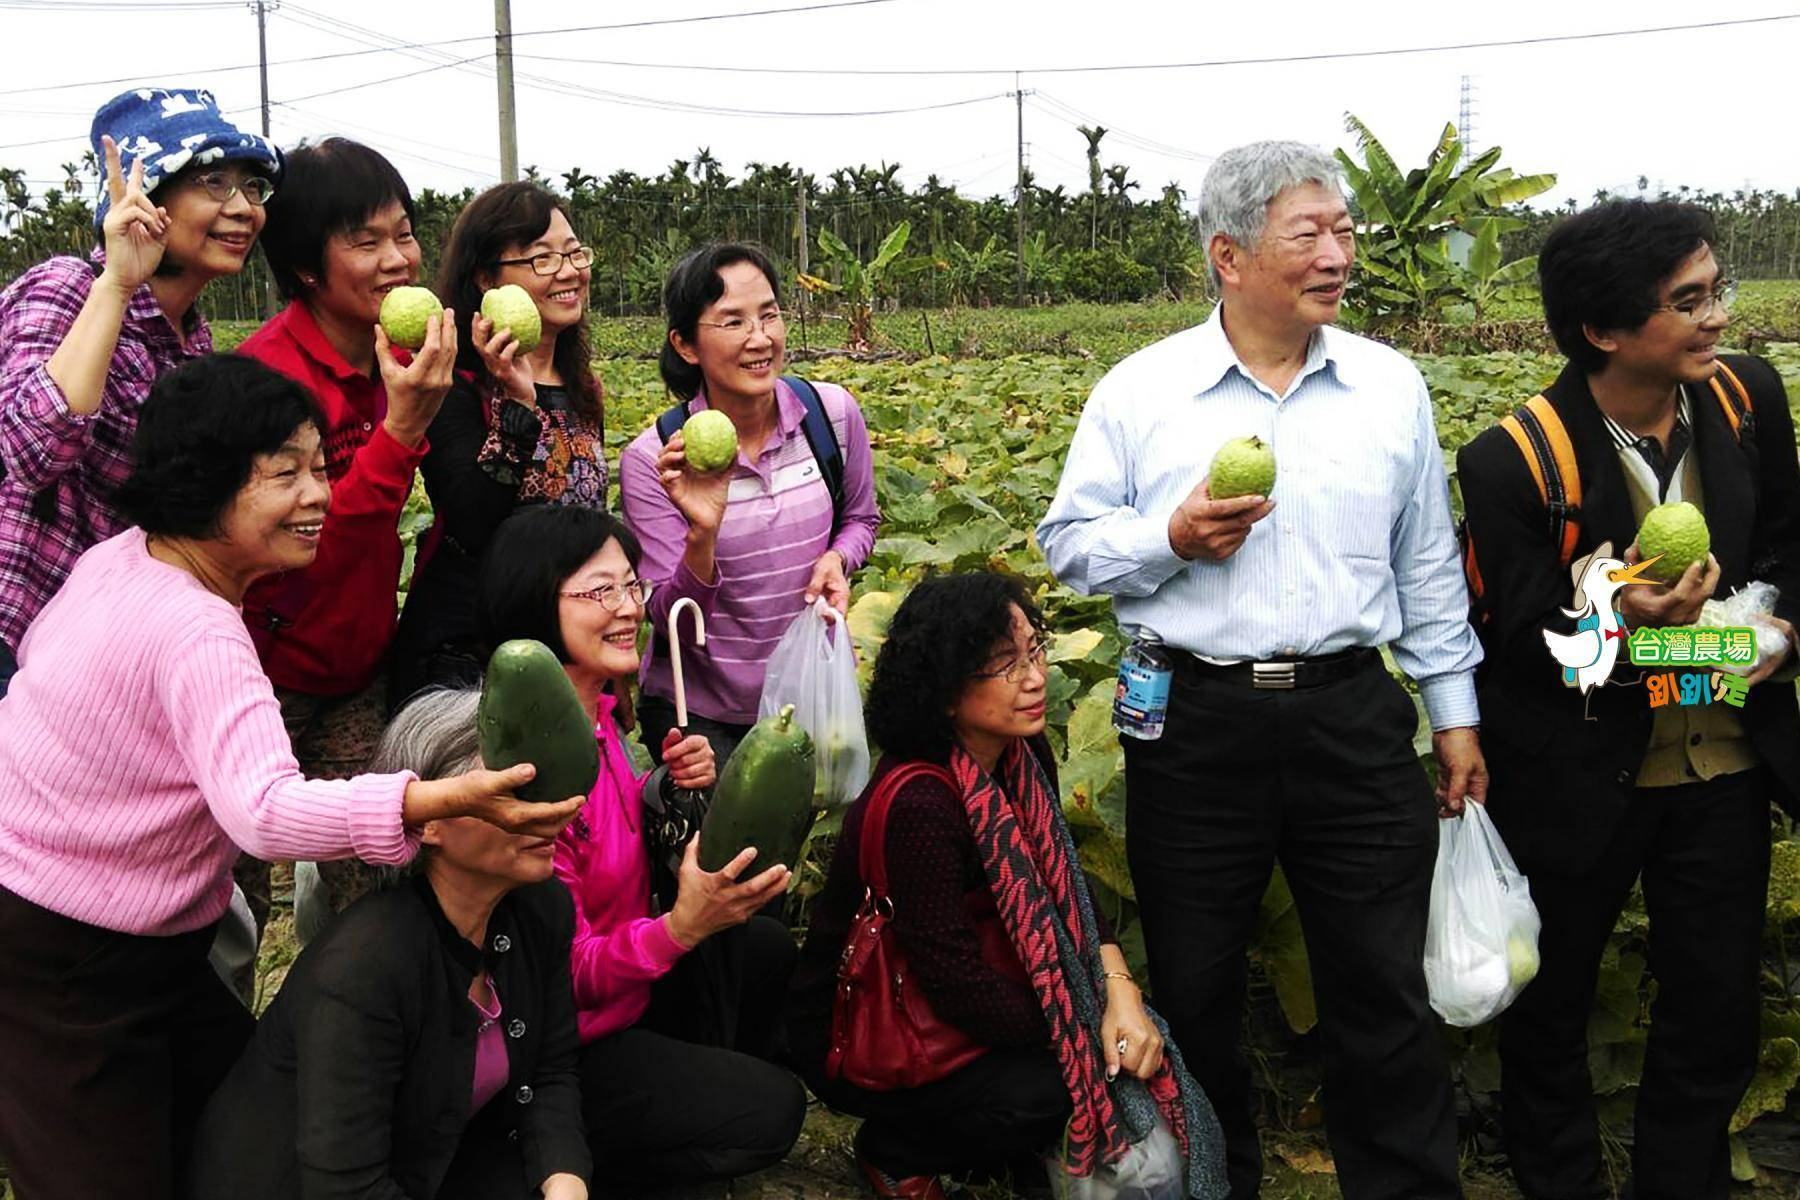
<box><xmin>619</xmin><ymin>242</ymin><xmax>881</xmax><ymax>771</ymax></box>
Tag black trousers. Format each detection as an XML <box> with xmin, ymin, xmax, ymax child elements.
<box><xmin>578</xmin><ymin>914</ymin><xmax>805</xmax><ymax>1191</ymax></box>
<box><xmin>0</xmin><ymin>884</ymin><xmax>253</xmax><ymax>1200</ymax></box>
<box><xmin>1122</xmin><ymin>656</ymin><xmax>1456</xmax><ymax>1200</ymax></box>
<box><xmin>1497</xmin><ymin>769</ymin><xmax>1770</xmax><ymax>1200</ymax></box>
<box><xmin>806</xmin><ymin>1045</ymin><xmax>1072</xmax><ymax>1181</ymax></box>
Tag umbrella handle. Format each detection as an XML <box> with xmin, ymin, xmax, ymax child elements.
<box><xmin>668</xmin><ymin>597</ymin><xmax>707</xmax><ymax>729</ymax></box>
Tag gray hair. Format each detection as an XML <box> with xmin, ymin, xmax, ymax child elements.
<box><xmin>369</xmin><ymin>688</ymin><xmax>484</xmax><ymax>883</ymax></box>
<box><xmin>1198</xmin><ymin>141</ymin><xmax>1344</xmax><ymax>287</ymax></box>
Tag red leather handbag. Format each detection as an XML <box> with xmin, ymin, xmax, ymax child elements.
<box><xmin>825</xmin><ymin>762</ymin><xmax>1027</xmax><ymax>1091</ymax></box>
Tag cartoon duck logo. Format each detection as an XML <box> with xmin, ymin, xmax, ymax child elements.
<box><xmin>1543</xmin><ymin>540</ymin><xmax>1664</xmax><ymax>694</ymax></box>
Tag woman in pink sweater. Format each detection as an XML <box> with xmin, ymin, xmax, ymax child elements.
<box><xmin>479</xmin><ymin>504</ymin><xmax>808</xmax><ymax>1190</ymax></box>
<box><xmin>0</xmin><ymin>355</ymin><xmax>582</xmax><ymax>1200</ymax></box>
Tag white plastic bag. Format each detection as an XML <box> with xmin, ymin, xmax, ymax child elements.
<box><xmin>758</xmin><ymin>599</ymin><xmax>871</xmax><ymax>807</ymax></box>
<box><xmin>1424</xmin><ymin>803</ymin><xmax>1541</xmax><ymax>1028</ymax></box>
<box><xmin>1700</xmin><ymin>580</ymin><xmax>1791</xmax><ymax>678</ymax></box>
<box><xmin>1045</xmin><ymin>1111</ymin><xmax>1185</xmax><ymax>1200</ymax></box>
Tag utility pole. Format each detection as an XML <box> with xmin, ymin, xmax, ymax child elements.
<box><xmin>494</xmin><ymin>0</ymin><xmax>519</xmax><ymax>181</ymax></box>
<box><xmin>253</xmin><ymin>0</ymin><xmax>275</xmax><ymax>138</ymax></box>
<box><xmin>251</xmin><ymin>0</ymin><xmax>278</xmax><ymax>318</ymax></box>
<box><xmin>796</xmin><ymin>174</ymin><xmax>810</xmax><ymax>278</ymax></box>
<box><xmin>1014</xmin><ymin>73</ymin><xmax>1027</xmax><ymax>305</ymax></box>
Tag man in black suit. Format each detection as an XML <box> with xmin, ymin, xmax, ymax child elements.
<box><xmin>1458</xmin><ymin>199</ymin><xmax>1800</xmax><ymax>1200</ymax></box>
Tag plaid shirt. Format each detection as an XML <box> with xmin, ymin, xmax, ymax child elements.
<box><xmin>0</xmin><ymin>252</ymin><xmax>210</xmax><ymax>653</ymax></box>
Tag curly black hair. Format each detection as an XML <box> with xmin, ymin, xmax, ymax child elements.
<box><xmin>865</xmin><ymin>572</ymin><xmax>1046</xmax><ymax>764</ymax></box>
<box><xmin>115</xmin><ymin>355</ymin><xmax>326</xmax><ymax>540</ymax></box>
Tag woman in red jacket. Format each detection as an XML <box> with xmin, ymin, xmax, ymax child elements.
<box><xmin>236</xmin><ymin>138</ymin><xmax>456</xmax><ymax>934</ymax></box>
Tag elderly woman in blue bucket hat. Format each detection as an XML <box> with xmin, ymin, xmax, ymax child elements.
<box><xmin>0</xmin><ymin>87</ymin><xmax>281</xmax><ymax>702</ymax></box>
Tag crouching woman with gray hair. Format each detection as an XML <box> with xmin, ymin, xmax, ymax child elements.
<box><xmin>184</xmin><ymin>689</ymin><xmax>591</xmax><ymax>1200</ymax></box>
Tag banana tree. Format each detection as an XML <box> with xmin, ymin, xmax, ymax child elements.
<box><xmin>798</xmin><ymin>221</ymin><xmax>915</xmax><ymax>351</ymax></box>
<box><xmin>1335</xmin><ymin>114</ymin><xmax>1554</xmax><ymax>326</ymax></box>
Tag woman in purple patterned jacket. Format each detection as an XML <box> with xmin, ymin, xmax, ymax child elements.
<box><xmin>0</xmin><ymin>87</ymin><xmax>280</xmax><ymax>699</ymax></box>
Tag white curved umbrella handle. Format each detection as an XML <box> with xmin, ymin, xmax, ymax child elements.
<box><xmin>668</xmin><ymin>597</ymin><xmax>707</xmax><ymax>729</ymax></box>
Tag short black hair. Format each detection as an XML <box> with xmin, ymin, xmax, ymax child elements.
<box><xmin>115</xmin><ymin>355</ymin><xmax>326</xmax><ymax>539</ymax></box>
<box><xmin>258</xmin><ymin>137</ymin><xmax>416</xmax><ymax>302</ymax></box>
<box><xmin>435</xmin><ymin>180</ymin><xmax>601</xmax><ymax>421</ymax></box>
<box><xmin>478</xmin><ymin>506</ymin><xmax>644</xmax><ymax>662</ymax></box>
<box><xmin>658</xmin><ymin>242</ymin><xmax>782</xmax><ymax>401</ymax></box>
<box><xmin>865</xmin><ymin>572</ymin><xmax>1046</xmax><ymax>764</ymax></box>
<box><xmin>1539</xmin><ymin>199</ymin><xmax>1718</xmax><ymax>373</ymax></box>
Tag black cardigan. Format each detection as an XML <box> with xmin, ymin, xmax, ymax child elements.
<box><xmin>184</xmin><ymin>876</ymin><xmax>590</xmax><ymax>1200</ymax></box>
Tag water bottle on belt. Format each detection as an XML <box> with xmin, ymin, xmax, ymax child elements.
<box><xmin>1113</xmin><ymin>631</ymin><xmax>1172</xmax><ymax>741</ymax></box>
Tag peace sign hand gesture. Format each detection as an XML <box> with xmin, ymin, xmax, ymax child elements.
<box><xmin>97</xmin><ymin>134</ymin><xmax>169</xmax><ymax>297</ymax></box>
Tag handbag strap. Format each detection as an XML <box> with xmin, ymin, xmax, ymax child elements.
<box><xmin>858</xmin><ymin>761</ymin><xmax>956</xmax><ymax>900</ymax></box>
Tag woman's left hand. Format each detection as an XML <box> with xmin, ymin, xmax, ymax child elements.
<box><xmin>804</xmin><ymin>550</ymin><xmax>850</xmax><ymax>614</ymax></box>
<box><xmin>661</xmin><ymin>729</ymin><xmax>717</xmax><ymax>790</ymax></box>
<box><xmin>541</xmin><ymin>1172</ymin><xmax>587</xmax><ymax>1200</ymax></box>
<box><xmin>1101</xmin><ymin>980</ymin><xmax>1165</xmax><ymax>1082</ymax></box>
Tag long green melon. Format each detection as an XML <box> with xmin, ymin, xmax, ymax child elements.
<box><xmin>477</xmin><ymin>639</ymin><xmax>599</xmax><ymax>804</ymax></box>
<box><xmin>698</xmin><ymin>704</ymin><xmax>817</xmax><ymax>873</ymax></box>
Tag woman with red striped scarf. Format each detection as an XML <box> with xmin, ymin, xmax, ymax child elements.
<box><xmin>788</xmin><ymin>572</ymin><xmax>1227</xmax><ymax>1199</ymax></box>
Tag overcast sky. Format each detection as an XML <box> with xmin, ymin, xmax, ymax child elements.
<box><xmin>2</xmin><ymin>0</ymin><xmax>1796</xmax><ymax>214</ymax></box>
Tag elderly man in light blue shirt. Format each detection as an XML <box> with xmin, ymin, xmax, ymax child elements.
<box><xmin>1038</xmin><ymin>141</ymin><xmax>1486</xmax><ymax>1200</ymax></box>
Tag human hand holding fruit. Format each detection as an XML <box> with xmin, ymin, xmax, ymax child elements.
<box><xmin>665</xmin><ymin>837</ymin><xmax>790</xmax><ymax>948</ymax></box>
<box><xmin>471</xmin><ymin>313</ymin><xmax>537</xmax><ymax>406</ymax></box>
<box><xmin>376</xmin><ymin>292</ymin><xmax>457</xmax><ymax>447</ymax></box>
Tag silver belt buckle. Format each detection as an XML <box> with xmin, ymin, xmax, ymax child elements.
<box><xmin>1252</xmin><ymin>662</ymin><xmax>1297</xmax><ymax>690</ymax></box>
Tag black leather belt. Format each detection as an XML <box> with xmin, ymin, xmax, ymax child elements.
<box><xmin>1172</xmin><ymin>646</ymin><xmax>1379</xmax><ymax>690</ymax></box>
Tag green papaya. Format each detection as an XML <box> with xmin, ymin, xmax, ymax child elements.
<box><xmin>698</xmin><ymin>704</ymin><xmax>816</xmax><ymax>872</ymax></box>
<box><xmin>477</xmin><ymin>639</ymin><xmax>599</xmax><ymax>804</ymax></box>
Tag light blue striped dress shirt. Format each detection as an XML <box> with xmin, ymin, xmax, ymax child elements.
<box><xmin>1036</xmin><ymin>306</ymin><xmax>1482</xmax><ymax>730</ymax></box>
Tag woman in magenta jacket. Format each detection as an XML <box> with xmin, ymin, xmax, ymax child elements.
<box><xmin>478</xmin><ymin>505</ymin><xmax>806</xmax><ymax>1189</ymax></box>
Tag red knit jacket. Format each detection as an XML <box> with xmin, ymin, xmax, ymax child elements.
<box><xmin>237</xmin><ymin>302</ymin><xmax>427</xmax><ymax>696</ymax></box>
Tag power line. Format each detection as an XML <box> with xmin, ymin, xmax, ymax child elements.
<box><xmin>0</xmin><ymin>0</ymin><xmax>905</xmax><ymax>97</ymax></box>
<box><xmin>6</xmin><ymin>7</ymin><xmax>1791</xmax><ymax>99</ymax></box>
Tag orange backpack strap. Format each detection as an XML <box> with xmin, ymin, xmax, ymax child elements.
<box><xmin>1496</xmin><ymin>394</ymin><xmax>1584</xmax><ymax>569</ymax></box>
<box><xmin>1709</xmin><ymin>360</ymin><xmax>1754</xmax><ymax>442</ymax></box>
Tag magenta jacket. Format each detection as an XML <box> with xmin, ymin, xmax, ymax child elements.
<box><xmin>552</xmin><ymin>690</ymin><xmax>691</xmax><ymax>1042</ymax></box>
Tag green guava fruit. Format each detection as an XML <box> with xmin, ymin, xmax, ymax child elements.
<box><xmin>684</xmin><ymin>409</ymin><xmax>739</xmax><ymax>474</ymax></box>
<box><xmin>480</xmin><ymin>283</ymin><xmax>544</xmax><ymax>353</ymax></box>
<box><xmin>1637</xmin><ymin>501</ymin><xmax>1711</xmax><ymax>584</ymax></box>
<box><xmin>378</xmin><ymin>286</ymin><xmax>443</xmax><ymax>350</ymax></box>
<box><xmin>1507</xmin><ymin>933</ymin><xmax>1541</xmax><ymax>989</ymax></box>
<box><xmin>1208</xmin><ymin>435</ymin><xmax>1276</xmax><ymax>500</ymax></box>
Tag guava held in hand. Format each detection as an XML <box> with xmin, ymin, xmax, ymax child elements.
<box><xmin>378</xmin><ymin>286</ymin><xmax>444</xmax><ymax>350</ymax></box>
<box><xmin>1208</xmin><ymin>435</ymin><xmax>1277</xmax><ymax>500</ymax></box>
<box><xmin>1637</xmin><ymin>501</ymin><xmax>1711</xmax><ymax>584</ymax></box>
<box><xmin>683</xmin><ymin>409</ymin><xmax>740</xmax><ymax>474</ymax></box>
<box><xmin>480</xmin><ymin>283</ymin><xmax>544</xmax><ymax>353</ymax></box>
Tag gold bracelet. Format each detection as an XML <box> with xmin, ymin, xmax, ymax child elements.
<box><xmin>1102</xmin><ymin>970</ymin><xmax>1135</xmax><ymax>985</ymax></box>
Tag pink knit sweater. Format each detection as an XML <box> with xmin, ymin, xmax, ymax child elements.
<box><xmin>554</xmin><ymin>691</ymin><xmax>690</xmax><ymax>1043</ymax></box>
<box><xmin>0</xmin><ymin>529</ymin><xmax>416</xmax><ymax>936</ymax></box>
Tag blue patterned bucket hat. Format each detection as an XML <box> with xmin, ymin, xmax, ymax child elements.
<box><xmin>89</xmin><ymin>87</ymin><xmax>282</xmax><ymax>233</ymax></box>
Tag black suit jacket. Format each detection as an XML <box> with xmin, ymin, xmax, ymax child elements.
<box><xmin>185</xmin><ymin>876</ymin><xmax>591</xmax><ymax>1200</ymax></box>
<box><xmin>1456</xmin><ymin>354</ymin><xmax>1800</xmax><ymax>874</ymax></box>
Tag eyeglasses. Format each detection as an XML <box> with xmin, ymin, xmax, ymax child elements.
<box><xmin>695</xmin><ymin>310</ymin><xmax>786</xmax><ymax>339</ymax></box>
<box><xmin>560</xmin><ymin>579</ymin><xmax>653</xmax><ymax>611</ymax></box>
<box><xmin>974</xmin><ymin>636</ymin><xmax>1049</xmax><ymax>685</ymax></box>
<box><xmin>1655</xmin><ymin>280</ymin><xmax>1736</xmax><ymax>324</ymax></box>
<box><xmin>495</xmin><ymin>247</ymin><xmax>594</xmax><ymax>276</ymax></box>
<box><xmin>193</xmin><ymin>171</ymin><xmax>275</xmax><ymax>206</ymax></box>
